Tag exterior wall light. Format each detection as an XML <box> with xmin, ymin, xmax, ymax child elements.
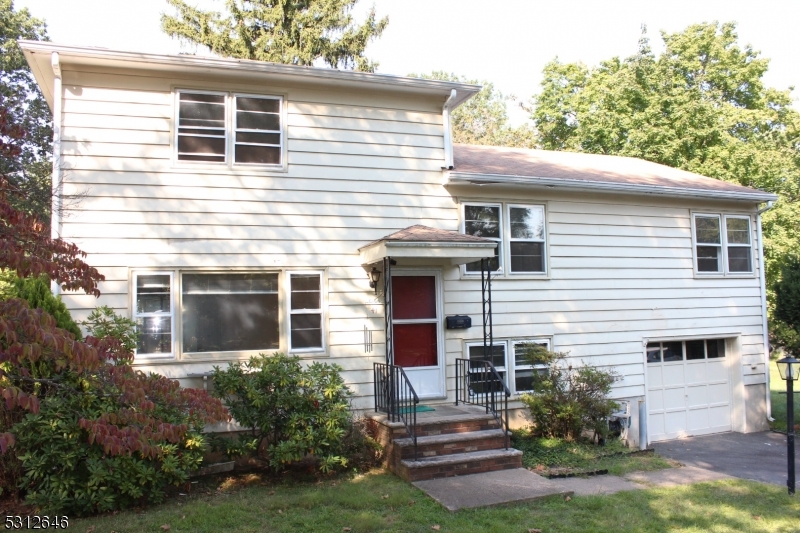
<box><xmin>776</xmin><ymin>355</ymin><xmax>800</xmax><ymax>495</ymax></box>
<box><xmin>368</xmin><ymin>267</ymin><xmax>382</xmax><ymax>293</ymax></box>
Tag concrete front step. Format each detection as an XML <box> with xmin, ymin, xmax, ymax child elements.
<box><xmin>394</xmin><ymin>429</ymin><xmax>509</xmax><ymax>460</ymax></box>
<box><xmin>397</xmin><ymin>448</ymin><xmax>523</xmax><ymax>482</ymax></box>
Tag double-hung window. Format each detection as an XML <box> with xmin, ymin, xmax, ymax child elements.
<box><xmin>693</xmin><ymin>213</ymin><xmax>753</xmax><ymax>274</ymax></box>
<box><xmin>176</xmin><ymin>90</ymin><xmax>284</xmax><ymax>167</ymax></box>
<box><xmin>465</xmin><ymin>338</ymin><xmax>550</xmax><ymax>395</ymax></box>
<box><xmin>463</xmin><ymin>204</ymin><xmax>502</xmax><ymax>272</ymax></box>
<box><xmin>133</xmin><ymin>272</ymin><xmax>175</xmax><ymax>359</ymax></box>
<box><xmin>462</xmin><ymin>202</ymin><xmax>547</xmax><ymax>276</ymax></box>
<box><xmin>508</xmin><ymin>205</ymin><xmax>546</xmax><ymax>273</ymax></box>
<box><xmin>131</xmin><ymin>270</ymin><xmax>324</xmax><ymax>360</ymax></box>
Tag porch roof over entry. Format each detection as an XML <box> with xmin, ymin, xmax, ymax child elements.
<box><xmin>359</xmin><ymin>225</ymin><xmax>496</xmax><ymax>266</ymax></box>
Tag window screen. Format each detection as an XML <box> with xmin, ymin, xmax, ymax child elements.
<box><xmin>177</xmin><ymin>92</ymin><xmax>226</xmax><ymax>162</ymax></box>
<box><xmin>181</xmin><ymin>273</ymin><xmax>279</xmax><ymax>353</ymax></box>
<box><xmin>290</xmin><ymin>273</ymin><xmax>323</xmax><ymax>350</ymax></box>
<box><xmin>508</xmin><ymin>206</ymin><xmax>545</xmax><ymax>273</ymax></box>
<box><xmin>695</xmin><ymin>215</ymin><xmax>722</xmax><ymax>272</ymax></box>
<box><xmin>234</xmin><ymin>96</ymin><xmax>282</xmax><ymax>165</ymax></box>
<box><xmin>464</xmin><ymin>205</ymin><xmax>501</xmax><ymax>272</ymax></box>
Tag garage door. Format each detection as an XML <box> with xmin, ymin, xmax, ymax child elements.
<box><xmin>646</xmin><ymin>339</ymin><xmax>731</xmax><ymax>442</ymax></box>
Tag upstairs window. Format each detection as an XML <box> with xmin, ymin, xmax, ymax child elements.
<box><xmin>508</xmin><ymin>205</ymin><xmax>546</xmax><ymax>273</ymax></box>
<box><xmin>176</xmin><ymin>90</ymin><xmax>284</xmax><ymax>168</ymax></box>
<box><xmin>693</xmin><ymin>213</ymin><xmax>753</xmax><ymax>274</ymax></box>
<box><xmin>463</xmin><ymin>204</ymin><xmax>501</xmax><ymax>273</ymax></box>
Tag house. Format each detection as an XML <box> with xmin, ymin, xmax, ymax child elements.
<box><xmin>20</xmin><ymin>41</ymin><xmax>776</xmax><ymax>457</ymax></box>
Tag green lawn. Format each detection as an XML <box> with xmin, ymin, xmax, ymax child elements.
<box><xmin>511</xmin><ymin>432</ymin><xmax>674</xmax><ymax>476</ymax></box>
<box><xmin>769</xmin><ymin>359</ymin><xmax>799</xmax><ymax>432</ymax></box>
<box><xmin>72</xmin><ymin>470</ymin><xmax>800</xmax><ymax>533</ymax></box>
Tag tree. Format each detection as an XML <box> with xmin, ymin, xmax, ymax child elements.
<box><xmin>774</xmin><ymin>256</ymin><xmax>800</xmax><ymax>355</ymax></box>
<box><xmin>531</xmin><ymin>22</ymin><xmax>800</xmax><ymax>325</ymax></box>
<box><xmin>412</xmin><ymin>71</ymin><xmax>536</xmax><ymax>148</ymax></box>
<box><xmin>161</xmin><ymin>0</ymin><xmax>388</xmax><ymax>72</ymax></box>
<box><xmin>0</xmin><ymin>0</ymin><xmax>52</xmax><ymax>222</ymax></box>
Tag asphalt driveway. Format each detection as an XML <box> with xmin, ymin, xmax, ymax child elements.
<box><xmin>653</xmin><ymin>431</ymin><xmax>798</xmax><ymax>489</ymax></box>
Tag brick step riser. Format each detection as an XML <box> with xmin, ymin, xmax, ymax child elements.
<box><xmin>399</xmin><ymin>436</ymin><xmax>509</xmax><ymax>460</ymax></box>
<box><xmin>390</xmin><ymin>420</ymin><xmax>501</xmax><ymax>440</ymax></box>
<box><xmin>397</xmin><ymin>455</ymin><xmax>523</xmax><ymax>482</ymax></box>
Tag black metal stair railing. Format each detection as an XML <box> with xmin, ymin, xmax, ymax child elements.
<box><xmin>374</xmin><ymin>362</ymin><xmax>419</xmax><ymax>460</ymax></box>
<box><xmin>454</xmin><ymin>358</ymin><xmax>511</xmax><ymax>449</ymax></box>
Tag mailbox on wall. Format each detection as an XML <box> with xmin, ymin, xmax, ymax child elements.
<box><xmin>445</xmin><ymin>315</ymin><xmax>472</xmax><ymax>329</ymax></box>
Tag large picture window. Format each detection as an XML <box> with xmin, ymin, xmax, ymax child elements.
<box><xmin>175</xmin><ymin>90</ymin><xmax>284</xmax><ymax>167</ymax></box>
<box><xmin>182</xmin><ymin>273</ymin><xmax>279</xmax><ymax>353</ymax></box>
<box><xmin>693</xmin><ymin>213</ymin><xmax>753</xmax><ymax>274</ymax></box>
<box><xmin>131</xmin><ymin>270</ymin><xmax>323</xmax><ymax>360</ymax></box>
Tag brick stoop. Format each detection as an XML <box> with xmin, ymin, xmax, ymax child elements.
<box><xmin>368</xmin><ymin>404</ymin><xmax>523</xmax><ymax>482</ymax></box>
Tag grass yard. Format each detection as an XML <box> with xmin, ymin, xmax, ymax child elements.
<box><xmin>769</xmin><ymin>358</ymin><xmax>799</xmax><ymax>432</ymax></box>
<box><xmin>511</xmin><ymin>431</ymin><xmax>675</xmax><ymax>476</ymax></box>
<box><xmin>72</xmin><ymin>469</ymin><xmax>800</xmax><ymax>533</ymax></box>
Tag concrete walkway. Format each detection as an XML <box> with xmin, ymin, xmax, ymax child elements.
<box><xmin>413</xmin><ymin>465</ymin><xmax>738</xmax><ymax>510</ymax></box>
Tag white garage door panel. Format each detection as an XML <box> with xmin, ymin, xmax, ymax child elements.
<box><xmin>647</xmin><ymin>339</ymin><xmax>732</xmax><ymax>443</ymax></box>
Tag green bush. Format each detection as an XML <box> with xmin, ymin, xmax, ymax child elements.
<box><xmin>212</xmin><ymin>353</ymin><xmax>353</xmax><ymax>473</ymax></box>
<box><xmin>80</xmin><ymin>305</ymin><xmax>139</xmax><ymax>354</ymax></box>
<box><xmin>519</xmin><ymin>345</ymin><xmax>618</xmax><ymax>441</ymax></box>
<box><xmin>14</xmin><ymin>391</ymin><xmax>207</xmax><ymax>515</ymax></box>
<box><xmin>1</xmin><ymin>272</ymin><xmax>81</xmax><ymax>339</ymax></box>
<box><xmin>774</xmin><ymin>255</ymin><xmax>800</xmax><ymax>355</ymax></box>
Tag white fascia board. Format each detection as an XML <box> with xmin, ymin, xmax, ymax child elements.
<box><xmin>360</xmin><ymin>240</ymin><xmax>495</xmax><ymax>265</ymax></box>
<box><xmin>19</xmin><ymin>40</ymin><xmax>480</xmax><ymax>110</ymax></box>
<box><xmin>447</xmin><ymin>171</ymin><xmax>779</xmax><ymax>203</ymax></box>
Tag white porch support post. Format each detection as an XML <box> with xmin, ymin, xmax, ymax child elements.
<box><xmin>50</xmin><ymin>52</ymin><xmax>63</xmax><ymax>296</ymax></box>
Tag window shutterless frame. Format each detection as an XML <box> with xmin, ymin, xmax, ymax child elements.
<box><xmin>131</xmin><ymin>271</ymin><xmax>175</xmax><ymax>360</ymax></box>
<box><xmin>461</xmin><ymin>202</ymin><xmax>503</xmax><ymax>275</ymax></box>
<box><xmin>691</xmin><ymin>212</ymin><xmax>754</xmax><ymax>276</ymax></box>
<box><xmin>288</xmin><ymin>271</ymin><xmax>326</xmax><ymax>353</ymax></box>
<box><xmin>506</xmin><ymin>204</ymin><xmax>547</xmax><ymax>274</ymax></box>
<box><xmin>511</xmin><ymin>339</ymin><xmax>550</xmax><ymax>394</ymax></box>
<box><xmin>173</xmin><ymin>89</ymin><xmax>286</xmax><ymax>170</ymax></box>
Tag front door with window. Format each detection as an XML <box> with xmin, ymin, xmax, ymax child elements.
<box><xmin>391</xmin><ymin>273</ymin><xmax>445</xmax><ymax>399</ymax></box>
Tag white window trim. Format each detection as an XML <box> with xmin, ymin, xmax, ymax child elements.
<box><xmin>288</xmin><ymin>270</ymin><xmax>326</xmax><ymax>354</ymax></box>
<box><xmin>132</xmin><ymin>271</ymin><xmax>176</xmax><ymax>360</ymax></box>
<box><xmin>691</xmin><ymin>212</ymin><xmax>755</xmax><ymax>277</ymax></box>
<box><xmin>464</xmin><ymin>337</ymin><xmax>552</xmax><ymax>396</ymax></box>
<box><xmin>173</xmin><ymin>89</ymin><xmax>288</xmax><ymax>171</ymax></box>
<box><xmin>130</xmin><ymin>268</ymin><xmax>327</xmax><ymax>364</ymax></box>
<box><xmin>506</xmin><ymin>203</ymin><xmax>547</xmax><ymax>275</ymax></box>
<box><xmin>511</xmin><ymin>339</ymin><xmax>551</xmax><ymax>394</ymax></box>
<box><xmin>461</xmin><ymin>202</ymin><xmax>503</xmax><ymax>276</ymax></box>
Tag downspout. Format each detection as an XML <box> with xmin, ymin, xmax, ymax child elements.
<box><xmin>50</xmin><ymin>52</ymin><xmax>63</xmax><ymax>296</ymax></box>
<box><xmin>441</xmin><ymin>89</ymin><xmax>456</xmax><ymax>170</ymax></box>
<box><xmin>757</xmin><ymin>200</ymin><xmax>775</xmax><ymax>420</ymax></box>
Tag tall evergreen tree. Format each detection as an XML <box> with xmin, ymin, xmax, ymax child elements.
<box><xmin>161</xmin><ymin>0</ymin><xmax>388</xmax><ymax>72</ymax></box>
<box><xmin>0</xmin><ymin>0</ymin><xmax>52</xmax><ymax>222</ymax></box>
<box><xmin>531</xmin><ymin>22</ymin><xmax>800</xmax><ymax>332</ymax></box>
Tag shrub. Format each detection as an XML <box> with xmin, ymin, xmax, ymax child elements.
<box><xmin>212</xmin><ymin>353</ymin><xmax>352</xmax><ymax>473</ymax></box>
<box><xmin>0</xmin><ymin>272</ymin><xmax>81</xmax><ymax>339</ymax></box>
<box><xmin>80</xmin><ymin>305</ymin><xmax>139</xmax><ymax>355</ymax></box>
<box><xmin>0</xmin><ymin>298</ymin><xmax>229</xmax><ymax>514</ymax></box>
<box><xmin>519</xmin><ymin>345</ymin><xmax>618</xmax><ymax>441</ymax></box>
<box><xmin>774</xmin><ymin>255</ymin><xmax>800</xmax><ymax>355</ymax></box>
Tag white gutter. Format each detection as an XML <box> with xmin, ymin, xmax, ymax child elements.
<box><xmin>442</xmin><ymin>89</ymin><xmax>457</xmax><ymax>170</ymax></box>
<box><xmin>18</xmin><ymin>40</ymin><xmax>481</xmax><ymax>110</ymax></box>
<box><xmin>757</xmin><ymin>200</ymin><xmax>775</xmax><ymax>420</ymax></box>
<box><xmin>447</xmin><ymin>171</ymin><xmax>779</xmax><ymax>203</ymax></box>
<box><xmin>50</xmin><ymin>52</ymin><xmax>62</xmax><ymax>296</ymax></box>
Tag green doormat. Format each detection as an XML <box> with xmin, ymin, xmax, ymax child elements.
<box><xmin>398</xmin><ymin>405</ymin><xmax>435</xmax><ymax>414</ymax></box>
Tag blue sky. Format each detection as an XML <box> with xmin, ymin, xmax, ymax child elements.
<box><xmin>16</xmin><ymin>0</ymin><xmax>800</xmax><ymax>123</ymax></box>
